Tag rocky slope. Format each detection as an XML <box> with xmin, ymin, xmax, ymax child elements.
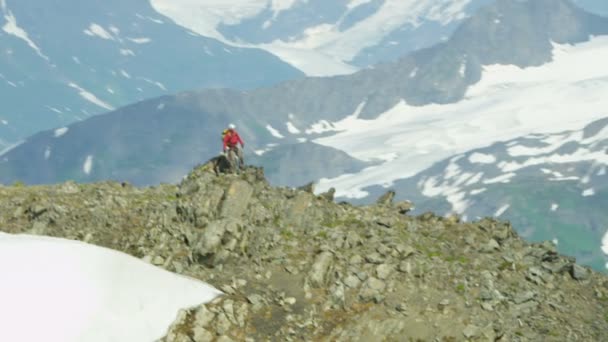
<box><xmin>1</xmin><ymin>164</ymin><xmax>607</xmax><ymax>341</ymax></box>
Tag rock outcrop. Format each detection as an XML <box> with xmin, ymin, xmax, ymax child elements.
<box><xmin>1</xmin><ymin>165</ymin><xmax>607</xmax><ymax>341</ymax></box>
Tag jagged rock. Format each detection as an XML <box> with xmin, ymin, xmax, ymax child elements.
<box><xmin>318</xmin><ymin>188</ymin><xmax>336</xmax><ymax>202</ymax></box>
<box><xmin>397</xmin><ymin>261</ymin><xmax>412</xmax><ymax>273</ymax></box>
<box><xmin>365</xmin><ymin>252</ymin><xmax>384</xmax><ymax>264</ymax></box>
<box><xmin>512</xmin><ymin>291</ymin><xmax>537</xmax><ymax>304</ymax></box>
<box><xmin>480</xmin><ymin>239</ymin><xmax>500</xmax><ymax>253</ymax></box>
<box><xmin>570</xmin><ymin>264</ymin><xmax>590</xmax><ymax>280</ymax></box>
<box><xmin>192</xmin><ymin>327</ymin><xmax>213</xmax><ymax>342</ymax></box>
<box><xmin>220</xmin><ymin>180</ymin><xmax>253</xmax><ymax>219</ymax></box>
<box><xmin>376</xmin><ymin>264</ymin><xmax>394</xmax><ymax>280</ymax></box>
<box><xmin>359</xmin><ymin>277</ymin><xmax>386</xmax><ymax>302</ymax></box>
<box><xmin>395</xmin><ymin>244</ymin><xmax>415</xmax><ymax>257</ymax></box>
<box><xmin>194</xmin><ymin>306</ymin><xmax>216</xmax><ymax>327</ymax></box>
<box><xmin>375</xmin><ymin>190</ymin><xmax>395</xmax><ymax>206</ymax></box>
<box><xmin>309</xmin><ymin>251</ymin><xmax>334</xmax><ymax>287</ymax></box>
<box><xmin>343</xmin><ymin>274</ymin><xmax>361</xmax><ymax>288</ymax></box>
<box><xmin>246</xmin><ymin>294</ymin><xmax>266</xmax><ymax>312</ymax></box>
<box><xmin>394</xmin><ymin>201</ymin><xmax>413</xmax><ymax>214</ymax></box>
<box><xmin>297</xmin><ymin>182</ymin><xmax>315</xmax><ymax>194</ymax></box>
<box><xmin>463</xmin><ymin>324</ymin><xmax>479</xmax><ymax>338</ymax></box>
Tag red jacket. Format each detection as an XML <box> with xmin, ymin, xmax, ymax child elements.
<box><xmin>223</xmin><ymin>129</ymin><xmax>244</xmax><ymax>150</ymax></box>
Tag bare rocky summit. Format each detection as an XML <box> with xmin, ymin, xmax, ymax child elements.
<box><xmin>1</xmin><ymin>164</ymin><xmax>607</xmax><ymax>341</ymax></box>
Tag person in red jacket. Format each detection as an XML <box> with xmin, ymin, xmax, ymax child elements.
<box><xmin>222</xmin><ymin>123</ymin><xmax>245</xmax><ymax>169</ymax></box>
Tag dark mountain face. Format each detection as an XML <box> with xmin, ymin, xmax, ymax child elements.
<box><xmin>1</xmin><ymin>0</ymin><xmax>607</xmax><ymax>189</ymax></box>
<box><xmin>0</xmin><ymin>0</ymin><xmax>304</xmax><ymax>148</ymax></box>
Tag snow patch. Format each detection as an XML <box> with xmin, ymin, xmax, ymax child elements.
<box><xmin>120</xmin><ymin>48</ymin><xmax>136</xmax><ymax>56</ymax></box>
<box><xmin>286</xmin><ymin>122</ymin><xmax>301</xmax><ymax>134</ymax></box>
<box><xmin>582</xmin><ymin>188</ymin><xmax>595</xmax><ymax>197</ymax></box>
<box><xmin>494</xmin><ymin>204</ymin><xmax>510</xmax><ymax>217</ymax></box>
<box><xmin>266</xmin><ymin>124</ymin><xmax>284</xmax><ymax>139</ymax></box>
<box><xmin>409</xmin><ymin>68</ymin><xmax>418</xmax><ymax>78</ymax></box>
<box><xmin>54</xmin><ymin>127</ymin><xmax>69</xmax><ymax>138</ymax></box>
<box><xmin>468</xmin><ymin>152</ymin><xmax>496</xmax><ymax>164</ymax></box>
<box><xmin>483</xmin><ymin>173</ymin><xmax>516</xmax><ymax>184</ymax></box>
<box><xmin>44</xmin><ymin>146</ymin><xmax>51</xmax><ymax>160</ymax></box>
<box><xmin>128</xmin><ymin>37</ymin><xmax>152</xmax><ymax>44</ymax></box>
<box><xmin>83</xmin><ymin>155</ymin><xmax>94</xmax><ymax>175</ymax></box>
<box><xmin>0</xmin><ymin>232</ymin><xmax>221</xmax><ymax>342</ymax></box>
<box><xmin>84</xmin><ymin>23</ymin><xmax>114</xmax><ymax>40</ymax></box>
<box><xmin>469</xmin><ymin>188</ymin><xmax>486</xmax><ymax>195</ymax></box>
<box><xmin>2</xmin><ymin>6</ymin><xmax>49</xmax><ymax>61</ymax></box>
<box><xmin>46</xmin><ymin>106</ymin><xmax>62</xmax><ymax>114</ymax></box>
<box><xmin>68</xmin><ymin>83</ymin><xmax>114</xmax><ymax>111</ymax></box>
<box><xmin>306</xmin><ymin>120</ymin><xmax>335</xmax><ymax>134</ymax></box>
<box><xmin>120</xmin><ymin>69</ymin><xmax>132</xmax><ymax>79</ymax></box>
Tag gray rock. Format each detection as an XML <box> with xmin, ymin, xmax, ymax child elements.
<box><xmin>376</xmin><ymin>190</ymin><xmax>395</xmax><ymax>205</ymax></box>
<box><xmin>318</xmin><ymin>188</ymin><xmax>336</xmax><ymax>202</ymax></box>
<box><xmin>359</xmin><ymin>277</ymin><xmax>386</xmax><ymax>302</ymax></box>
<box><xmin>480</xmin><ymin>239</ymin><xmax>500</xmax><ymax>253</ymax></box>
<box><xmin>246</xmin><ymin>294</ymin><xmax>266</xmax><ymax>311</ymax></box>
<box><xmin>395</xmin><ymin>201</ymin><xmax>413</xmax><ymax>214</ymax></box>
<box><xmin>220</xmin><ymin>180</ymin><xmax>254</xmax><ymax>219</ymax></box>
<box><xmin>512</xmin><ymin>291</ymin><xmax>537</xmax><ymax>304</ymax></box>
<box><xmin>194</xmin><ymin>221</ymin><xmax>228</xmax><ymax>257</ymax></box>
<box><xmin>376</xmin><ymin>264</ymin><xmax>394</xmax><ymax>280</ymax></box>
<box><xmin>215</xmin><ymin>312</ymin><xmax>232</xmax><ymax>335</ymax></box>
<box><xmin>398</xmin><ymin>261</ymin><xmax>412</xmax><ymax>273</ymax></box>
<box><xmin>297</xmin><ymin>182</ymin><xmax>315</xmax><ymax>194</ymax></box>
<box><xmin>309</xmin><ymin>251</ymin><xmax>334</xmax><ymax>287</ymax></box>
<box><xmin>194</xmin><ymin>305</ymin><xmax>216</xmax><ymax>328</ymax></box>
<box><xmin>343</xmin><ymin>275</ymin><xmax>362</xmax><ymax>288</ymax></box>
<box><xmin>349</xmin><ymin>254</ymin><xmax>364</xmax><ymax>265</ymax></box>
<box><xmin>365</xmin><ymin>252</ymin><xmax>384</xmax><ymax>264</ymax></box>
<box><xmin>192</xmin><ymin>327</ymin><xmax>213</xmax><ymax>342</ymax></box>
<box><xmin>463</xmin><ymin>324</ymin><xmax>479</xmax><ymax>338</ymax></box>
<box><xmin>395</xmin><ymin>244</ymin><xmax>416</xmax><ymax>257</ymax></box>
<box><xmin>570</xmin><ymin>264</ymin><xmax>589</xmax><ymax>280</ymax></box>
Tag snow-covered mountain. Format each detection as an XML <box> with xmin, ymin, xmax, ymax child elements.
<box><xmin>1</xmin><ymin>0</ymin><xmax>606</xmax><ymax>186</ymax></box>
<box><xmin>0</xmin><ymin>0</ymin><xmax>303</xmax><ymax>150</ymax></box>
<box><xmin>150</xmin><ymin>0</ymin><xmax>608</xmax><ymax>76</ymax></box>
<box><xmin>150</xmin><ymin>0</ymin><xmax>494</xmax><ymax>75</ymax></box>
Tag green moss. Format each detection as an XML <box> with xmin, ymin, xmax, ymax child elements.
<box><xmin>280</xmin><ymin>229</ymin><xmax>294</xmax><ymax>239</ymax></box>
<box><xmin>455</xmin><ymin>283</ymin><xmax>465</xmax><ymax>295</ymax></box>
<box><xmin>12</xmin><ymin>180</ymin><xmax>25</xmax><ymax>187</ymax></box>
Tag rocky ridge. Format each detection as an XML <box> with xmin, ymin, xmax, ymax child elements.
<box><xmin>0</xmin><ymin>164</ymin><xmax>607</xmax><ymax>341</ymax></box>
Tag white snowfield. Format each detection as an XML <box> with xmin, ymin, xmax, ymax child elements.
<box><xmin>150</xmin><ymin>0</ymin><xmax>475</xmax><ymax>76</ymax></box>
<box><xmin>313</xmin><ymin>36</ymin><xmax>608</xmax><ymax>198</ymax></box>
<box><xmin>0</xmin><ymin>232</ymin><xmax>222</xmax><ymax>342</ymax></box>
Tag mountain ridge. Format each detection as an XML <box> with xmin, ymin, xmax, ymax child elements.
<box><xmin>1</xmin><ymin>164</ymin><xmax>607</xmax><ymax>340</ymax></box>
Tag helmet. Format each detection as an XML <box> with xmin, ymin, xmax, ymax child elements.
<box><xmin>228</xmin><ymin>123</ymin><xmax>236</xmax><ymax>130</ymax></box>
